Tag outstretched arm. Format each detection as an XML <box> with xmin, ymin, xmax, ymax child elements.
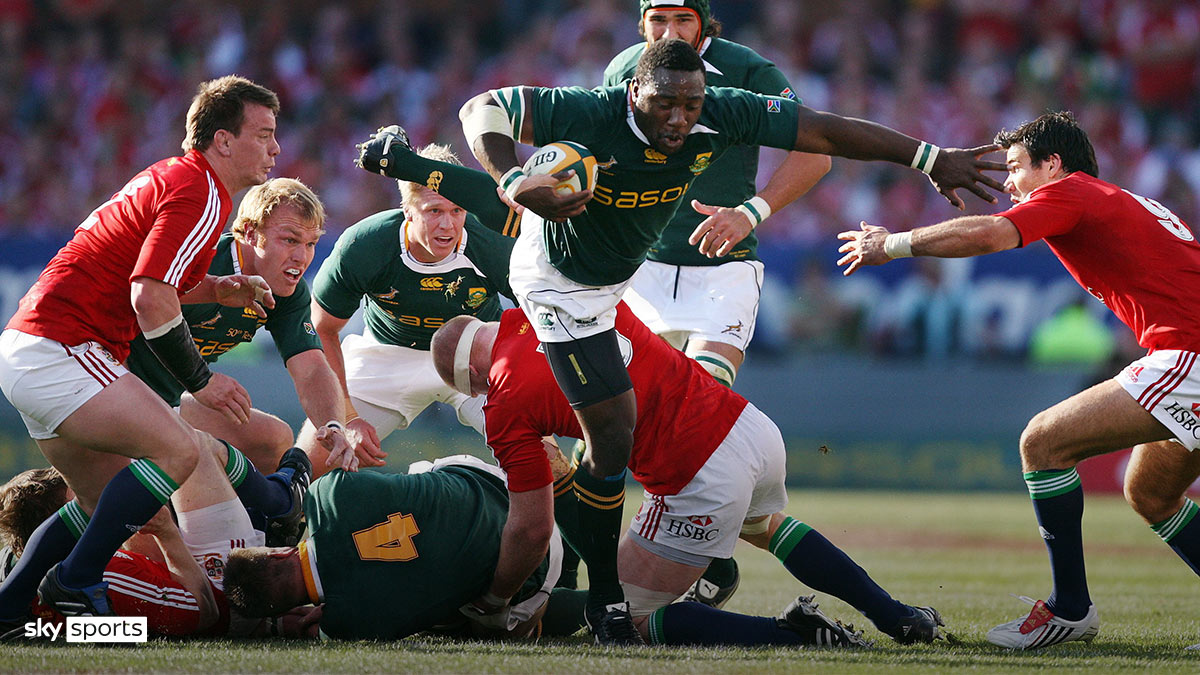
<box><xmin>792</xmin><ymin>107</ymin><xmax>1007</xmax><ymax>210</ymax></box>
<box><xmin>835</xmin><ymin>215</ymin><xmax>1021</xmax><ymax>276</ymax></box>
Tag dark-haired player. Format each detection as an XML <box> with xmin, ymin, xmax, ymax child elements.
<box><xmin>604</xmin><ymin>0</ymin><xmax>832</xmax><ymax>608</ymax></box>
<box><xmin>837</xmin><ymin>111</ymin><xmax>1200</xmax><ymax>650</ymax></box>
<box><xmin>0</xmin><ymin>75</ymin><xmax>282</xmax><ymax>622</ymax></box>
<box><xmin>457</xmin><ymin>37</ymin><xmax>1003</xmax><ymax>642</ymax></box>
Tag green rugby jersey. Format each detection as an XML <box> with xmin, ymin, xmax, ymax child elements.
<box><xmin>604</xmin><ymin>38</ymin><xmax>800</xmax><ymax>267</ymax></box>
<box><xmin>302</xmin><ymin>465</ymin><xmax>548</xmax><ymax>640</ymax></box>
<box><xmin>492</xmin><ymin>83</ymin><xmax>799</xmax><ymax>285</ymax></box>
<box><xmin>125</xmin><ymin>233</ymin><xmax>322</xmax><ymax>407</ymax></box>
<box><xmin>312</xmin><ymin>209</ymin><xmax>513</xmax><ymax>351</ymax></box>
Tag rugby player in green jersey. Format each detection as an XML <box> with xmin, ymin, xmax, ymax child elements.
<box><xmin>457</xmin><ymin>37</ymin><xmax>1004</xmax><ymax>642</ymax></box>
<box><xmin>604</xmin><ymin>0</ymin><xmax>831</xmax><ymax>610</ymax></box>
<box><xmin>296</xmin><ymin>145</ymin><xmax>516</xmax><ymax>478</ymax></box>
<box><xmin>125</xmin><ymin>178</ymin><xmax>351</xmax><ymax>474</ymax></box>
<box><xmin>223</xmin><ymin>456</ymin><xmax>584</xmax><ymax>641</ymax></box>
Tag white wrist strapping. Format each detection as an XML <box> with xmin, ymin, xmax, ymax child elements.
<box><xmin>500</xmin><ymin>167</ymin><xmax>528</xmax><ymax>201</ymax></box>
<box><xmin>144</xmin><ymin>313</ymin><xmax>184</xmax><ymax>339</ymax></box>
<box><xmin>462</xmin><ymin>102</ymin><xmax>514</xmax><ymax>149</ymax></box>
<box><xmin>480</xmin><ymin>591</ymin><xmax>509</xmax><ymax>608</ymax></box>
<box><xmin>734</xmin><ymin>196</ymin><xmax>772</xmax><ymax>228</ymax></box>
<box><xmin>324</xmin><ymin>420</ymin><xmax>343</xmax><ymax>431</ymax></box>
<box><xmin>453</xmin><ymin>320</ymin><xmax>485</xmax><ymax>394</ymax></box>
<box><xmin>910</xmin><ymin>141</ymin><xmax>940</xmax><ymax>174</ymax></box>
<box><xmin>883</xmin><ymin>231</ymin><xmax>914</xmax><ymax>259</ymax></box>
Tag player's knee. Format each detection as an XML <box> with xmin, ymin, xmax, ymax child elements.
<box><xmin>580</xmin><ymin>425</ymin><xmax>633</xmax><ymax>478</ymax></box>
<box><xmin>157</xmin><ymin>431</ymin><xmax>204</xmax><ymax>484</ymax></box>
<box><xmin>1124</xmin><ymin>478</ymin><xmax>1181</xmax><ymax>524</ymax></box>
<box><xmin>692</xmin><ymin>350</ymin><xmax>736</xmax><ymax>387</ymax></box>
<box><xmin>1018</xmin><ymin>413</ymin><xmax>1063</xmax><ymax>470</ymax></box>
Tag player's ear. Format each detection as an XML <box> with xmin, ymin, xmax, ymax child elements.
<box><xmin>213</xmin><ymin>128</ymin><xmax>233</xmax><ymax>156</ymax></box>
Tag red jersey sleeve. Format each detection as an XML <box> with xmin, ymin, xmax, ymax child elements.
<box><xmin>485</xmin><ymin>402</ymin><xmax>555</xmax><ymax>492</ymax></box>
<box><xmin>998</xmin><ymin>180</ymin><xmax>1087</xmax><ymax>247</ymax></box>
<box><xmin>131</xmin><ymin>169</ymin><xmax>222</xmax><ymax>291</ymax></box>
<box><xmin>104</xmin><ymin>550</ymin><xmax>203</xmax><ymax>636</ymax></box>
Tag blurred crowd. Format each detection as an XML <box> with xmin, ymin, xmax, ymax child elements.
<box><xmin>1</xmin><ymin>0</ymin><xmax>1197</xmax><ymax>360</ymax></box>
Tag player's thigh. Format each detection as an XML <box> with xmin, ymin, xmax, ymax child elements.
<box><xmin>36</xmin><ymin>437</ymin><xmax>131</xmax><ymax>511</ymax></box>
<box><xmin>618</xmin><ymin>533</ymin><xmax>706</xmax><ymax>624</ymax></box>
<box><xmin>1124</xmin><ymin>440</ymin><xmax>1200</xmax><ymax>522</ymax></box>
<box><xmin>180</xmin><ymin>396</ymin><xmax>292</xmax><ymax>470</ymax></box>
<box><xmin>55</xmin><ymin>374</ymin><xmax>205</xmax><ymax>473</ymax></box>
<box><xmin>1022</xmin><ymin>379</ymin><xmax>1172</xmax><ymax>470</ymax></box>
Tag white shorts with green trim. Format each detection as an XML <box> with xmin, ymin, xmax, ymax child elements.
<box><xmin>508</xmin><ymin>213</ymin><xmax>633</xmax><ymax>343</ymax></box>
<box><xmin>627</xmin><ymin>403</ymin><xmax>787</xmax><ymax>561</ymax></box>
<box><xmin>341</xmin><ymin>331</ymin><xmax>484</xmax><ymax>437</ymax></box>
<box><xmin>622</xmin><ymin>259</ymin><xmax>763</xmax><ymax>351</ymax></box>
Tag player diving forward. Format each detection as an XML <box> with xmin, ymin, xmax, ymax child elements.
<box><xmin>456</xmin><ymin>37</ymin><xmax>1004</xmax><ymax>640</ymax></box>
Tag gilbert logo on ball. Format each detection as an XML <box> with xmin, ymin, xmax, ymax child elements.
<box><xmin>522</xmin><ymin>141</ymin><xmax>598</xmax><ymax>195</ymax></box>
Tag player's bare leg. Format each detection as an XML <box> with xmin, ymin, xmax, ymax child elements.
<box><xmin>0</xmin><ymin>375</ymin><xmax>205</xmax><ymax>617</ymax></box>
<box><xmin>179</xmin><ymin>395</ymin><xmax>294</xmax><ymax>472</ymax></box>
<box><xmin>990</xmin><ymin>380</ymin><xmax>1170</xmax><ymax>648</ymax></box>
<box><xmin>1124</xmin><ymin>440</ymin><xmax>1200</xmax><ymax>576</ymax></box>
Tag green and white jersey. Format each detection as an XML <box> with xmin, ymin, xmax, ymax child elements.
<box><xmin>312</xmin><ymin>209</ymin><xmax>513</xmax><ymax>351</ymax></box>
<box><xmin>301</xmin><ymin>465</ymin><xmax>548</xmax><ymax>640</ymax></box>
<box><xmin>492</xmin><ymin>83</ymin><xmax>799</xmax><ymax>286</ymax></box>
<box><xmin>604</xmin><ymin>37</ymin><xmax>800</xmax><ymax>267</ymax></box>
<box><xmin>125</xmin><ymin>233</ymin><xmax>321</xmax><ymax>407</ymax></box>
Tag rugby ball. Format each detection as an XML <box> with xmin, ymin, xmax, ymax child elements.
<box><xmin>522</xmin><ymin>141</ymin><xmax>598</xmax><ymax>195</ymax></box>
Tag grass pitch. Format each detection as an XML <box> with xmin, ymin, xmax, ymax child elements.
<box><xmin>3</xmin><ymin>489</ymin><xmax>1197</xmax><ymax>673</ymax></box>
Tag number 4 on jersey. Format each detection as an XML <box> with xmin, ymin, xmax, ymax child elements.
<box><xmin>352</xmin><ymin>512</ymin><xmax>421</xmax><ymax>561</ymax></box>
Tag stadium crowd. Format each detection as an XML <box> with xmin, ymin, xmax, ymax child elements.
<box><xmin>1</xmin><ymin>0</ymin><xmax>1197</xmax><ymax>358</ymax></box>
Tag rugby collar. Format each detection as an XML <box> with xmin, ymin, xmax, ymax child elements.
<box><xmin>698</xmin><ymin>37</ymin><xmax>723</xmax><ymax>76</ymax></box>
<box><xmin>399</xmin><ymin>218</ymin><xmax>468</xmax><ymax>270</ymax></box>
<box><xmin>624</xmin><ymin>84</ymin><xmax>718</xmax><ymax>146</ymax></box>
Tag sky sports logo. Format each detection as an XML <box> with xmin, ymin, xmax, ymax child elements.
<box><xmin>21</xmin><ymin>616</ymin><xmax>148</xmax><ymax>642</ymax></box>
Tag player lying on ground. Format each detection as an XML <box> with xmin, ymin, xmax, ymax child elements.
<box><xmin>298</xmin><ymin>143</ymin><xmax>518</xmax><ymax>477</ymax></box>
<box><xmin>0</xmin><ymin>445</ymin><xmax>313</xmax><ymax>638</ymax></box>
<box><xmin>837</xmin><ymin>110</ymin><xmax>1200</xmax><ymax>651</ymax></box>
<box><xmin>426</xmin><ymin>304</ymin><xmax>947</xmax><ymax>647</ymax></box>
<box><xmin>223</xmin><ymin>456</ymin><xmax>587</xmax><ymax>641</ymax></box>
<box><xmin>456</xmin><ymin>36</ymin><xmax>1004</xmax><ymax>640</ymax></box>
<box><xmin>125</xmin><ymin>177</ymin><xmax>350</xmax><ymax>475</ymax></box>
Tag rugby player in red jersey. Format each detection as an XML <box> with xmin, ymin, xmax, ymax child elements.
<box><xmin>0</xmin><ymin>75</ymin><xmax>305</xmax><ymax>624</ymax></box>
<box><xmin>419</xmin><ymin>305</ymin><xmax>946</xmax><ymax>647</ymax></box>
<box><xmin>837</xmin><ymin>111</ymin><xmax>1200</xmax><ymax>650</ymax></box>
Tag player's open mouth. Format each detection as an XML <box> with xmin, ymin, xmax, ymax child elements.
<box><xmin>283</xmin><ymin>267</ymin><xmax>301</xmax><ymax>282</ymax></box>
<box><xmin>435</xmin><ymin>236</ymin><xmax>455</xmax><ymax>246</ymax></box>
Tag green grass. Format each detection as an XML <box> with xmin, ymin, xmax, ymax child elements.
<box><xmin>3</xmin><ymin>490</ymin><xmax>1198</xmax><ymax>673</ymax></box>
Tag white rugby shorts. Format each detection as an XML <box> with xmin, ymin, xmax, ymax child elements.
<box><xmin>627</xmin><ymin>403</ymin><xmax>787</xmax><ymax>562</ymax></box>
<box><xmin>508</xmin><ymin>213</ymin><xmax>633</xmax><ymax>343</ymax></box>
<box><xmin>341</xmin><ymin>332</ymin><xmax>484</xmax><ymax>437</ymax></box>
<box><xmin>0</xmin><ymin>329</ymin><xmax>128</xmax><ymax>439</ymax></box>
<box><xmin>623</xmin><ymin>259</ymin><xmax>763</xmax><ymax>351</ymax></box>
<box><xmin>1117</xmin><ymin>349</ymin><xmax>1200</xmax><ymax>450</ymax></box>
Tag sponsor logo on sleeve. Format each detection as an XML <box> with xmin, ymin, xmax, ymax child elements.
<box><xmin>780</xmin><ymin>87</ymin><xmax>796</xmax><ymax>100</ymax></box>
<box><xmin>765</xmin><ymin>99</ymin><xmax>781</xmax><ymax>113</ymax></box>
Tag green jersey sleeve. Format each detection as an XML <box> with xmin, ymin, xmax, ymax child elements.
<box><xmin>312</xmin><ymin>214</ymin><xmax>396</xmax><ymax>320</ymax></box>
<box><xmin>701</xmin><ymin>86</ymin><xmax>799</xmax><ymax>152</ymax></box>
<box><xmin>265</xmin><ymin>279</ymin><xmax>322</xmax><ymax>362</ymax></box>
<box><xmin>385</xmin><ymin>152</ymin><xmax>521</xmax><ymax>238</ymax></box>
<box><xmin>491</xmin><ymin>85</ymin><xmax>621</xmax><ymax>149</ymax></box>
<box><xmin>602</xmin><ymin>44</ymin><xmax>644</xmax><ymax>87</ymax></box>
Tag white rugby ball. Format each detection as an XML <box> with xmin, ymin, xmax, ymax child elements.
<box><xmin>522</xmin><ymin>141</ymin><xmax>598</xmax><ymax>195</ymax></box>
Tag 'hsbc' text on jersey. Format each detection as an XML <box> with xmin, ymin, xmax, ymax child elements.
<box><xmin>664</xmin><ymin>518</ymin><xmax>720</xmax><ymax>541</ymax></box>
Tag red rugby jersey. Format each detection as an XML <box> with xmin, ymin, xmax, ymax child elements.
<box><xmin>7</xmin><ymin>150</ymin><xmax>230</xmax><ymax>362</ymax></box>
<box><xmin>484</xmin><ymin>303</ymin><xmax>748</xmax><ymax>494</ymax></box>
<box><xmin>1000</xmin><ymin>171</ymin><xmax>1200</xmax><ymax>351</ymax></box>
